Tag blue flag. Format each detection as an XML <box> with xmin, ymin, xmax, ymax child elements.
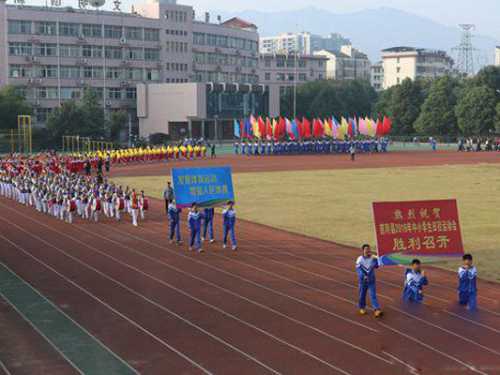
<box><xmin>234</xmin><ymin>119</ymin><xmax>241</xmax><ymax>138</ymax></box>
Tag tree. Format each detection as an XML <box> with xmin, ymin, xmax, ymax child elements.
<box><xmin>46</xmin><ymin>88</ymin><xmax>106</xmax><ymax>143</ymax></box>
<box><xmin>495</xmin><ymin>102</ymin><xmax>500</xmax><ymax>134</ymax></box>
<box><xmin>108</xmin><ymin>110</ymin><xmax>128</xmax><ymax>142</ymax></box>
<box><xmin>0</xmin><ymin>86</ymin><xmax>32</xmax><ymax>131</ymax></box>
<box><xmin>414</xmin><ymin>76</ymin><xmax>460</xmax><ymax>136</ymax></box>
<box><xmin>473</xmin><ymin>66</ymin><xmax>500</xmax><ymax>95</ymax></box>
<box><xmin>386</xmin><ymin>78</ymin><xmax>429</xmax><ymax>135</ymax></box>
<box><xmin>455</xmin><ymin>85</ymin><xmax>496</xmax><ymax>136</ymax></box>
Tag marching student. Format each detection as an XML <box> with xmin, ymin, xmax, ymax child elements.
<box><xmin>222</xmin><ymin>201</ymin><xmax>237</xmax><ymax>251</ymax></box>
<box><xmin>130</xmin><ymin>189</ymin><xmax>139</xmax><ymax>227</ymax></box>
<box><xmin>349</xmin><ymin>141</ymin><xmax>356</xmax><ymax>161</ymax></box>
<box><xmin>168</xmin><ymin>199</ymin><xmax>182</xmax><ymax>245</ymax></box>
<box><xmin>202</xmin><ymin>206</ymin><xmax>215</xmax><ymax>243</ymax></box>
<box><xmin>139</xmin><ymin>190</ymin><xmax>149</xmax><ymax>220</ymax></box>
<box><xmin>113</xmin><ymin>192</ymin><xmax>124</xmax><ymax>221</ymax></box>
<box><xmin>355</xmin><ymin>244</ymin><xmax>382</xmax><ymax>317</ymax></box>
<box><xmin>188</xmin><ymin>202</ymin><xmax>203</xmax><ymax>253</ymax></box>
<box><xmin>458</xmin><ymin>254</ymin><xmax>478</xmax><ymax>311</ymax></box>
<box><xmin>90</xmin><ymin>192</ymin><xmax>101</xmax><ymax>222</ymax></box>
<box><xmin>402</xmin><ymin>259</ymin><xmax>428</xmax><ymax>303</ymax></box>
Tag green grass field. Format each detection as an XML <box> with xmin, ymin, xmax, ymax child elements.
<box><xmin>113</xmin><ymin>164</ymin><xmax>500</xmax><ymax>281</ymax></box>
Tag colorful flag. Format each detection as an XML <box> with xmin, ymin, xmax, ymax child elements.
<box><xmin>324</xmin><ymin>118</ymin><xmax>332</xmax><ymax>137</ymax></box>
<box><xmin>382</xmin><ymin>116</ymin><xmax>392</xmax><ymax>135</ymax></box>
<box><xmin>302</xmin><ymin>117</ymin><xmax>311</xmax><ymax>139</ymax></box>
<box><xmin>291</xmin><ymin>119</ymin><xmax>300</xmax><ymax>140</ymax></box>
<box><xmin>266</xmin><ymin>117</ymin><xmax>273</xmax><ymax>140</ymax></box>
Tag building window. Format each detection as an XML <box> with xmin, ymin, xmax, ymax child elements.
<box><xmin>145</xmin><ymin>69</ymin><xmax>159</xmax><ymax>81</ymax></box>
<box><xmin>127</xmin><ymin>68</ymin><xmax>143</xmax><ymax>80</ymax></box>
<box><xmin>9</xmin><ymin>65</ymin><xmax>31</xmax><ymax>78</ymax></box>
<box><xmin>8</xmin><ymin>20</ymin><xmax>31</xmax><ymax>34</ymax></box>
<box><xmin>126</xmin><ymin>87</ymin><xmax>136</xmax><ymax>99</ymax></box>
<box><xmin>59</xmin><ymin>23</ymin><xmax>80</xmax><ymax>37</ymax></box>
<box><xmin>276</xmin><ymin>73</ymin><xmax>285</xmax><ymax>81</ymax></box>
<box><xmin>34</xmin><ymin>43</ymin><xmax>57</xmax><ymax>57</ymax></box>
<box><xmin>397</xmin><ymin>67</ymin><xmax>401</xmax><ymax>73</ymax></box>
<box><xmin>35</xmin><ymin>22</ymin><xmax>57</xmax><ymax>36</ymax></box>
<box><xmin>144</xmin><ymin>28</ymin><xmax>159</xmax><ymax>41</ymax></box>
<box><xmin>36</xmin><ymin>65</ymin><xmax>58</xmax><ymax>78</ymax></box>
<box><xmin>82</xmin><ymin>24</ymin><xmax>102</xmax><ymax>38</ymax></box>
<box><xmin>8</xmin><ymin>42</ymin><xmax>32</xmax><ymax>56</ymax></box>
<box><xmin>38</xmin><ymin>87</ymin><xmax>59</xmax><ymax>99</ymax></box>
<box><xmin>264</xmin><ymin>72</ymin><xmax>271</xmax><ymax>81</ymax></box>
<box><xmin>59</xmin><ymin>44</ymin><xmax>81</xmax><ymax>58</ymax></box>
<box><xmin>299</xmin><ymin>73</ymin><xmax>306</xmax><ymax>81</ymax></box>
<box><xmin>107</xmin><ymin>88</ymin><xmax>122</xmax><ymax>100</ymax></box>
<box><xmin>193</xmin><ymin>32</ymin><xmax>205</xmax><ymax>45</ymax></box>
<box><xmin>60</xmin><ymin>66</ymin><xmax>80</xmax><ymax>79</ymax></box>
<box><xmin>106</xmin><ymin>68</ymin><xmax>123</xmax><ymax>80</ymax></box>
<box><xmin>105</xmin><ymin>46</ymin><xmax>122</xmax><ymax>60</ymax></box>
<box><xmin>126</xmin><ymin>48</ymin><xmax>143</xmax><ymax>60</ymax></box>
<box><xmin>144</xmin><ymin>48</ymin><xmax>160</xmax><ymax>61</ymax></box>
<box><xmin>299</xmin><ymin>60</ymin><xmax>306</xmax><ymax>68</ymax></box>
<box><xmin>104</xmin><ymin>25</ymin><xmax>122</xmax><ymax>39</ymax></box>
<box><xmin>125</xmin><ymin>27</ymin><xmax>142</xmax><ymax>40</ymax></box>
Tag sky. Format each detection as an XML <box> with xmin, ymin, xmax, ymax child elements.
<box><xmin>13</xmin><ymin>0</ymin><xmax>500</xmax><ymax>40</ymax></box>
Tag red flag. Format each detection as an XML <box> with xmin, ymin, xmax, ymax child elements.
<box><xmin>312</xmin><ymin>119</ymin><xmax>323</xmax><ymax>138</ymax></box>
<box><xmin>265</xmin><ymin>117</ymin><xmax>273</xmax><ymax>140</ymax></box>
<box><xmin>240</xmin><ymin>119</ymin><xmax>246</xmax><ymax>138</ymax></box>
<box><xmin>295</xmin><ymin>118</ymin><xmax>303</xmax><ymax>139</ymax></box>
<box><xmin>382</xmin><ymin>116</ymin><xmax>392</xmax><ymax>135</ymax></box>
<box><xmin>376</xmin><ymin>118</ymin><xmax>384</xmax><ymax>137</ymax></box>
<box><xmin>302</xmin><ymin>117</ymin><xmax>311</xmax><ymax>139</ymax></box>
<box><xmin>258</xmin><ymin>116</ymin><xmax>266</xmax><ymax>139</ymax></box>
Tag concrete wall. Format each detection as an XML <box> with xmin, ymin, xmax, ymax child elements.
<box><xmin>0</xmin><ymin>0</ymin><xmax>8</xmax><ymax>88</ymax></box>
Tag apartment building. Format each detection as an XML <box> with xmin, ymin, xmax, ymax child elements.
<box><xmin>260</xmin><ymin>31</ymin><xmax>350</xmax><ymax>55</ymax></box>
<box><xmin>313</xmin><ymin>45</ymin><xmax>371</xmax><ymax>81</ymax></box>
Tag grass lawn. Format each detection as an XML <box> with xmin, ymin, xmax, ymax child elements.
<box><xmin>112</xmin><ymin>164</ymin><xmax>500</xmax><ymax>281</ymax></box>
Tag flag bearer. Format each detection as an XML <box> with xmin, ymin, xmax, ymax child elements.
<box><xmin>356</xmin><ymin>244</ymin><xmax>382</xmax><ymax>317</ymax></box>
<box><xmin>222</xmin><ymin>201</ymin><xmax>237</xmax><ymax>251</ymax></box>
<box><xmin>188</xmin><ymin>202</ymin><xmax>203</xmax><ymax>253</ymax></box>
<box><xmin>202</xmin><ymin>206</ymin><xmax>215</xmax><ymax>243</ymax></box>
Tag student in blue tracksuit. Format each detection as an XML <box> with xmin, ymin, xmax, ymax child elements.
<box><xmin>403</xmin><ymin>259</ymin><xmax>428</xmax><ymax>303</ymax></box>
<box><xmin>188</xmin><ymin>202</ymin><xmax>203</xmax><ymax>253</ymax></box>
<box><xmin>458</xmin><ymin>253</ymin><xmax>477</xmax><ymax>311</ymax></box>
<box><xmin>167</xmin><ymin>200</ymin><xmax>182</xmax><ymax>244</ymax></box>
<box><xmin>356</xmin><ymin>244</ymin><xmax>383</xmax><ymax>317</ymax></box>
<box><xmin>222</xmin><ymin>201</ymin><xmax>237</xmax><ymax>250</ymax></box>
<box><xmin>233</xmin><ymin>142</ymin><xmax>240</xmax><ymax>155</ymax></box>
<box><xmin>202</xmin><ymin>206</ymin><xmax>215</xmax><ymax>243</ymax></box>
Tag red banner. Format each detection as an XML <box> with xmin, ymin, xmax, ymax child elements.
<box><xmin>372</xmin><ymin>199</ymin><xmax>464</xmax><ymax>257</ymax></box>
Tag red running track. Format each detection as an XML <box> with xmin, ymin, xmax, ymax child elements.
<box><xmin>0</xmin><ymin>197</ymin><xmax>500</xmax><ymax>374</ymax></box>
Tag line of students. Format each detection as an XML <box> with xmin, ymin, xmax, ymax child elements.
<box><xmin>168</xmin><ymin>200</ymin><xmax>237</xmax><ymax>253</ymax></box>
<box><xmin>356</xmin><ymin>244</ymin><xmax>478</xmax><ymax>317</ymax></box>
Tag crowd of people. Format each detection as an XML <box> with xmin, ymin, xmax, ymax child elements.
<box><xmin>233</xmin><ymin>138</ymin><xmax>390</xmax><ymax>156</ymax></box>
<box><xmin>458</xmin><ymin>137</ymin><xmax>500</xmax><ymax>152</ymax></box>
<box><xmin>0</xmin><ymin>153</ymin><xmax>148</xmax><ymax>226</ymax></box>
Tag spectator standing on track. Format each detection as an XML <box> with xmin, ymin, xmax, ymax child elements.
<box><xmin>402</xmin><ymin>259</ymin><xmax>428</xmax><ymax>303</ymax></box>
<box><xmin>458</xmin><ymin>254</ymin><xmax>478</xmax><ymax>311</ymax></box>
<box><xmin>222</xmin><ymin>201</ymin><xmax>237</xmax><ymax>251</ymax></box>
<box><xmin>349</xmin><ymin>142</ymin><xmax>356</xmax><ymax>162</ymax></box>
<box><xmin>355</xmin><ymin>244</ymin><xmax>383</xmax><ymax>317</ymax></box>
<box><xmin>188</xmin><ymin>202</ymin><xmax>203</xmax><ymax>253</ymax></box>
<box><xmin>163</xmin><ymin>181</ymin><xmax>174</xmax><ymax>215</ymax></box>
<box><xmin>210</xmin><ymin>143</ymin><xmax>216</xmax><ymax>159</ymax></box>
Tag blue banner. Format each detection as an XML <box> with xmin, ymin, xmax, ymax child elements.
<box><xmin>172</xmin><ymin>166</ymin><xmax>235</xmax><ymax>208</ymax></box>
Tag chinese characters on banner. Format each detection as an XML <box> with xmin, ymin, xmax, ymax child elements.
<box><xmin>172</xmin><ymin>166</ymin><xmax>235</xmax><ymax>208</ymax></box>
<box><xmin>372</xmin><ymin>199</ymin><xmax>464</xmax><ymax>258</ymax></box>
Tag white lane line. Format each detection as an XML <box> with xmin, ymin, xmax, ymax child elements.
<box><xmin>381</xmin><ymin>351</ymin><xmax>420</xmax><ymax>375</ymax></box>
<box><xmin>378</xmin><ymin>322</ymin><xmax>488</xmax><ymax>375</ymax></box>
<box><xmin>0</xmin><ymin>233</ymin><xmax>213</xmax><ymax>375</ymax></box>
<box><xmin>0</xmin><ymin>206</ymin><xmax>360</xmax><ymax>374</ymax></box>
<box><xmin>0</xmin><ymin>263</ymin><xmax>85</xmax><ymax>375</ymax></box>
<box><xmin>0</xmin><ymin>357</ymin><xmax>13</xmax><ymax>375</ymax></box>
<box><xmin>444</xmin><ymin>310</ymin><xmax>500</xmax><ymax>335</ymax></box>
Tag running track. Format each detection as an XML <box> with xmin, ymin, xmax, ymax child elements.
<box><xmin>1</xmin><ymin>151</ymin><xmax>500</xmax><ymax>374</ymax></box>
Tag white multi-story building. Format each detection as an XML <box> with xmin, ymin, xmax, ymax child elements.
<box><xmin>313</xmin><ymin>45</ymin><xmax>371</xmax><ymax>81</ymax></box>
<box><xmin>370</xmin><ymin>61</ymin><xmax>383</xmax><ymax>91</ymax></box>
<box><xmin>258</xmin><ymin>52</ymin><xmax>327</xmax><ymax>93</ymax></box>
<box><xmin>381</xmin><ymin>46</ymin><xmax>454</xmax><ymax>89</ymax></box>
<box><xmin>0</xmin><ymin>0</ymin><xmax>259</xmax><ymax>125</ymax></box>
<box><xmin>495</xmin><ymin>46</ymin><xmax>500</xmax><ymax>67</ymax></box>
<box><xmin>260</xmin><ymin>31</ymin><xmax>349</xmax><ymax>55</ymax></box>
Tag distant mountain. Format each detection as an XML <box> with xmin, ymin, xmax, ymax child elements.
<box><xmin>214</xmin><ymin>6</ymin><xmax>498</xmax><ymax>67</ymax></box>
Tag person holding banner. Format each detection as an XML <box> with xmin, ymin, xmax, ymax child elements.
<box><xmin>355</xmin><ymin>244</ymin><xmax>382</xmax><ymax>317</ymax></box>
<box><xmin>458</xmin><ymin>254</ymin><xmax>478</xmax><ymax>311</ymax></box>
<box><xmin>188</xmin><ymin>203</ymin><xmax>204</xmax><ymax>253</ymax></box>
<box><xmin>403</xmin><ymin>259</ymin><xmax>428</xmax><ymax>303</ymax></box>
<box><xmin>168</xmin><ymin>199</ymin><xmax>182</xmax><ymax>245</ymax></box>
<box><xmin>222</xmin><ymin>201</ymin><xmax>237</xmax><ymax>251</ymax></box>
<box><xmin>202</xmin><ymin>207</ymin><xmax>215</xmax><ymax>243</ymax></box>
